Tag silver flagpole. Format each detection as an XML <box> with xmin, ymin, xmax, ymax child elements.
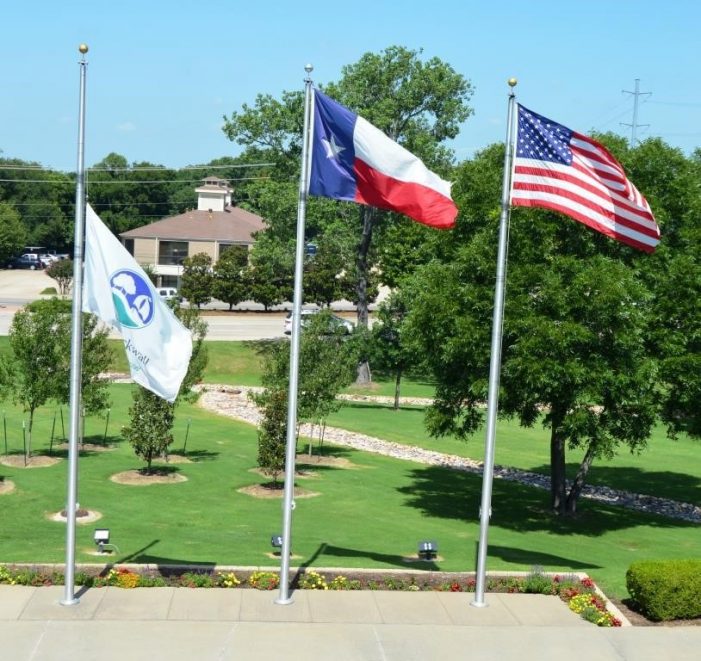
<box><xmin>276</xmin><ymin>64</ymin><xmax>314</xmax><ymax>605</ymax></box>
<box><xmin>61</xmin><ymin>44</ymin><xmax>89</xmax><ymax>607</ymax></box>
<box><xmin>471</xmin><ymin>78</ymin><xmax>517</xmax><ymax>608</ymax></box>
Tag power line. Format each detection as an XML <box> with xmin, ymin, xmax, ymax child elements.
<box><xmin>0</xmin><ymin>175</ymin><xmax>271</xmax><ymax>185</ymax></box>
<box><xmin>0</xmin><ymin>162</ymin><xmax>275</xmax><ymax>173</ymax></box>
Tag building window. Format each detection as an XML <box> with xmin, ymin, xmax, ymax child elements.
<box><xmin>123</xmin><ymin>239</ymin><xmax>134</xmax><ymax>256</ymax></box>
<box><xmin>158</xmin><ymin>241</ymin><xmax>188</xmax><ymax>266</ymax></box>
<box><xmin>159</xmin><ymin>275</ymin><xmax>179</xmax><ymax>288</ymax></box>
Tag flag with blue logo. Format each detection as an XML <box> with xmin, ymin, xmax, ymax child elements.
<box><xmin>82</xmin><ymin>205</ymin><xmax>192</xmax><ymax>402</ymax></box>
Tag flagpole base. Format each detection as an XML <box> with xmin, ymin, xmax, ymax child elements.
<box><xmin>274</xmin><ymin>596</ymin><xmax>294</xmax><ymax>606</ymax></box>
<box><xmin>470</xmin><ymin>599</ymin><xmax>488</xmax><ymax>608</ymax></box>
<box><xmin>60</xmin><ymin>597</ymin><xmax>80</xmax><ymax>607</ymax></box>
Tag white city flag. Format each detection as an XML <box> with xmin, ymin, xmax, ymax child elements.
<box><xmin>82</xmin><ymin>204</ymin><xmax>192</xmax><ymax>402</ymax></box>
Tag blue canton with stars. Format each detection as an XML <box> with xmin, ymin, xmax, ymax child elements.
<box><xmin>516</xmin><ymin>104</ymin><xmax>573</xmax><ymax>165</ymax></box>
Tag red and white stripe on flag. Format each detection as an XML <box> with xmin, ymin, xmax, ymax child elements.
<box><xmin>510</xmin><ymin>104</ymin><xmax>660</xmax><ymax>253</ymax></box>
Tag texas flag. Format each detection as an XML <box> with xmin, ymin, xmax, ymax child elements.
<box><xmin>309</xmin><ymin>89</ymin><xmax>457</xmax><ymax>229</ymax></box>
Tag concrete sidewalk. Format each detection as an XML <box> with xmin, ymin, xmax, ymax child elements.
<box><xmin>1</xmin><ymin>586</ymin><xmax>700</xmax><ymax>660</ymax></box>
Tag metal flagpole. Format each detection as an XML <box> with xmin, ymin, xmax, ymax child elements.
<box><xmin>471</xmin><ymin>78</ymin><xmax>517</xmax><ymax>608</ymax></box>
<box><xmin>276</xmin><ymin>64</ymin><xmax>314</xmax><ymax>605</ymax></box>
<box><xmin>61</xmin><ymin>44</ymin><xmax>89</xmax><ymax>606</ymax></box>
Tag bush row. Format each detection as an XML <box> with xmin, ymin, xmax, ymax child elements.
<box><xmin>626</xmin><ymin>559</ymin><xmax>701</xmax><ymax>621</ymax></box>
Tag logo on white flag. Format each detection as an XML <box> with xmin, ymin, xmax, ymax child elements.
<box><xmin>110</xmin><ymin>269</ymin><xmax>155</xmax><ymax>329</ymax></box>
<box><xmin>83</xmin><ymin>204</ymin><xmax>192</xmax><ymax>402</ymax></box>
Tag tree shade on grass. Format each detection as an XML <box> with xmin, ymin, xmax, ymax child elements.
<box><xmin>325</xmin><ymin>402</ymin><xmax>701</xmax><ymax>508</ymax></box>
<box><xmin>0</xmin><ymin>384</ymin><xmax>699</xmax><ymax>599</ymax></box>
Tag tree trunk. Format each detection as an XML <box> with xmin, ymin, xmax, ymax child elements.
<box><xmin>355</xmin><ymin>207</ymin><xmax>376</xmax><ymax>384</ymax></box>
<box><xmin>565</xmin><ymin>444</ymin><xmax>596</xmax><ymax>515</ymax></box>
<box><xmin>550</xmin><ymin>414</ymin><xmax>567</xmax><ymax>515</ymax></box>
<box><xmin>394</xmin><ymin>368</ymin><xmax>403</xmax><ymax>410</ymax></box>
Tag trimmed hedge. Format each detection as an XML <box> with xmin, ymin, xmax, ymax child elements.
<box><xmin>626</xmin><ymin>559</ymin><xmax>701</xmax><ymax>621</ymax></box>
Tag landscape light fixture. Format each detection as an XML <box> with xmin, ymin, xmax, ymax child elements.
<box><xmin>94</xmin><ymin>528</ymin><xmax>110</xmax><ymax>554</ymax></box>
<box><xmin>271</xmin><ymin>534</ymin><xmax>283</xmax><ymax>550</ymax></box>
<box><xmin>417</xmin><ymin>540</ymin><xmax>438</xmax><ymax>560</ymax></box>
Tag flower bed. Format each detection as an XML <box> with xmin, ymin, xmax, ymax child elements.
<box><xmin>0</xmin><ymin>564</ymin><xmax>621</xmax><ymax>627</ymax></box>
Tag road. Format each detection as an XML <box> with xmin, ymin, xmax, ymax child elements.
<box><xmin>0</xmin><ymin>270</ymin><xmax>361</xmax><ymax>340</ymax></box>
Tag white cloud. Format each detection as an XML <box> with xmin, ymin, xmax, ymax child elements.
<box><xmin>117</xmin><ymin>121</ymin><xmax>136</xmax><ymax>132</ymax></box>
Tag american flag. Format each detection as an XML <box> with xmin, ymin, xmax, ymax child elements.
<box><xmin>510</xmin><ymin>104</ymin><xmax>660</xmax><ymax>253</ymax></box>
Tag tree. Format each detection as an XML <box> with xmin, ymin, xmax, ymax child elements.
<box><xmin>46</xmin><ymin>259</ymin><xmax>74</xmax><ymax>296</ymax></box>
<box><xmin>405</xmin><ymin>142</ymin><xmax>660</xmax><ymax>516</ymax></box>
<box><xmin>122</xmin><ymin>304</ymin><xmax>208</xmax><ymax>470</ymax></box>
<box><xmin>246</xmin><ymin>235</ymin><xmax>293</xmax><ymax>310</ymax></box>
<box><xmin>0</xmin><ymin>203</ymin><xmax>28</xmax><ymax>265</ymax></box>
<box><xmin>122</xmin><ymin>389</ymin><xmax>174</xmax><ymax>473</ymax></box>
<box><xmin>7</xmin><ymin>299</ymin><xmax>112</xmax><ymax>461</ymax></box>
<box><xmin>256</xmin><ymin>388</ymin><xmax>288</xmax><ymax>485</ymax></box>
<box><xmin>303</xmin><ymin>229</ymin><xmax>355</xmax><ymax>307</ymax></box>
<box><xmin>223</xmin><ymin>46</ymin><xmax>473</xmax><ymax>380</ymax></box>
<box><xmin>180</xmin><ymin>252</ymin><xmax>213</xmax><ymax>308</ymax></box>
<box><xmin>254</xmin><ymin>310</ymin><xmax>359</xmax><ymax>455</ymax></box>
<box><xmin>368</xmin><ymin>290</ymin><xmax>418</xmax><ymax>410</ymax></box>
<box><xmin>170</xmin><ymin>302</ymin><xmax>209</xmax><ymax>399</ymax></box>
<box><xmin>213</xmin><ymin>246</ymin><xmax>250</xmax><ymax>310</ymax></box>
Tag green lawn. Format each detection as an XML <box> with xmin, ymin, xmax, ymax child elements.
<box><xmin>326</xmin><ymin>402</ymin><xmax>701</xmax><ymax>507</ymax></box>
<box><xmin>1</xmin><ymin>338</ymin><xmax>700</xmax><ymax>599</ymax></box>
<box><xmin>0</xmin><ymin>383</ymin><xmax>699</xmax><ymax>598</ymax></box>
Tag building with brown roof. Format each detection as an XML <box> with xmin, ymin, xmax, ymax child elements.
<box><xmin>121</xmin><ymin>177</ymin><xmax>265</xmax><ymax>287</ymax></box>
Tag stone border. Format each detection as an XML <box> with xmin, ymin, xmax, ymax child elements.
<box><xmin>197</xmin><ymin>385</ymin><xmax>701</xmax><ymax>523</ymax></box>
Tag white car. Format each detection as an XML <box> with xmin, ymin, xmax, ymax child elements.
<box><xmin>284</xmin><ymin>309</ymin><xmax>354</xmax><ymax>335</ymax></box>
<box><xmin>157</xmin><ymin>287</ymin><xmax>181</xmax><ymax>301</ymax></box>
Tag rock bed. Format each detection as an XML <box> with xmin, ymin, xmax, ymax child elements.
<box><xmin>197</xmin><ymin>385</ymin><xmax>701</xmax><ymax>524</ymax></box>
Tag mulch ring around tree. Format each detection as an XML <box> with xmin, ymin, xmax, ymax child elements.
<box><xmin>0</xmin><ymin>479</ymin><xmax>16</xmax><ymax>495</ymax></box>
<box><xmin>295</xmin><ymin>454</ymin><xmax>358</xmax><ymax>470</ymax></box>
<box><xmin>110</xmin><ymin>468</ymin><xmax>188</xmax><ymax>486</ymax></box>
<box><xmin>0</xmin><ymin>455</ymin><xmax>61</xmax><ymax>468</ymax></box>
<box><xmin>47</xmin><ymin>508</ymin><xmax>103</xmax><ymax>524</ymax></box>
<box><xmin>237</xmin><ymin>483</ymin><xmax>320</xmax><ymax>499</ymax></box>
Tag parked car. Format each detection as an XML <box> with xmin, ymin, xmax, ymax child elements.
<box><xmin>157</xmin><ymin>287</ymin><xmax>181</xmax><ymax>301</ymax></box>
<box><xmin>39</xmin><ymin>253</ymin><xmax>60</xmax><ymax>265</ymax></box>
<box><xmin>6</xmin><ymin>255</ymin><xmax>48</xmax><ymax>270</ymax></box>
<box><xmin>283</xmin><ymin>309</ymin><xmax>354</xmax><ymax>335</ymax></box>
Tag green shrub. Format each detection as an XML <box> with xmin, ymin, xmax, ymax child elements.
<box><xmin>626</xmin><ymin>559</ymin><xmax>701</xmax><ymax>621</ymax></box>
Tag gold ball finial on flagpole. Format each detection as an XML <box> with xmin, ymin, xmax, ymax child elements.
<box><xmin>508</xmin><ymin>77</ymin><xmax>518</xmax><ymax>87</ymax></box>
<box><xmin>79</xmin><ymin>44</ymin><xmax>89</xmax><ymax>54</ymax></box>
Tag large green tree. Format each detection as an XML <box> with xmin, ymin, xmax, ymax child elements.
<box><xmin>223</xmin><ymin>46</ymin><xmax>473</xmax><ymax>380</ymax></box>
<box><xmin>405</xmin><ymin>139</ymin><xmax>665</xmax><ymax>516</ymax></box>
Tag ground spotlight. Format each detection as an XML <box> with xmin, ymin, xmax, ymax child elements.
<box><xmin>271</xmin><ymin>534</ymin><xmax>283</xmax><ymax>550</ymax></box>
<box><xmin>417</xmin><ymin>540</ymin><xmax>438</xmax><ymax>560</ymax></box>
<box><xmin>94</xmin><ymin>528</ymin><xmax>110</xmax><ymax>554</ymax></box>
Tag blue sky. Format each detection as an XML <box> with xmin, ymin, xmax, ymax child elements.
<box><xmin>1</xmin><ymin>0</ymin><xmax>699</xmax><ymax>171</ymax></box>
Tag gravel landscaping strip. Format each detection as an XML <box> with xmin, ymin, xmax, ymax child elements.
<box><xmin>198</xmin><ymin>385</ymin><xmax>701</xmax><ymax>524</ymax></box>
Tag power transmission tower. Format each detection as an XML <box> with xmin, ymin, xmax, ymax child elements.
<box><xmin>621</xmin><ymin>78</ymin><xmax>651</xmax><ymax>146</ymax></box>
